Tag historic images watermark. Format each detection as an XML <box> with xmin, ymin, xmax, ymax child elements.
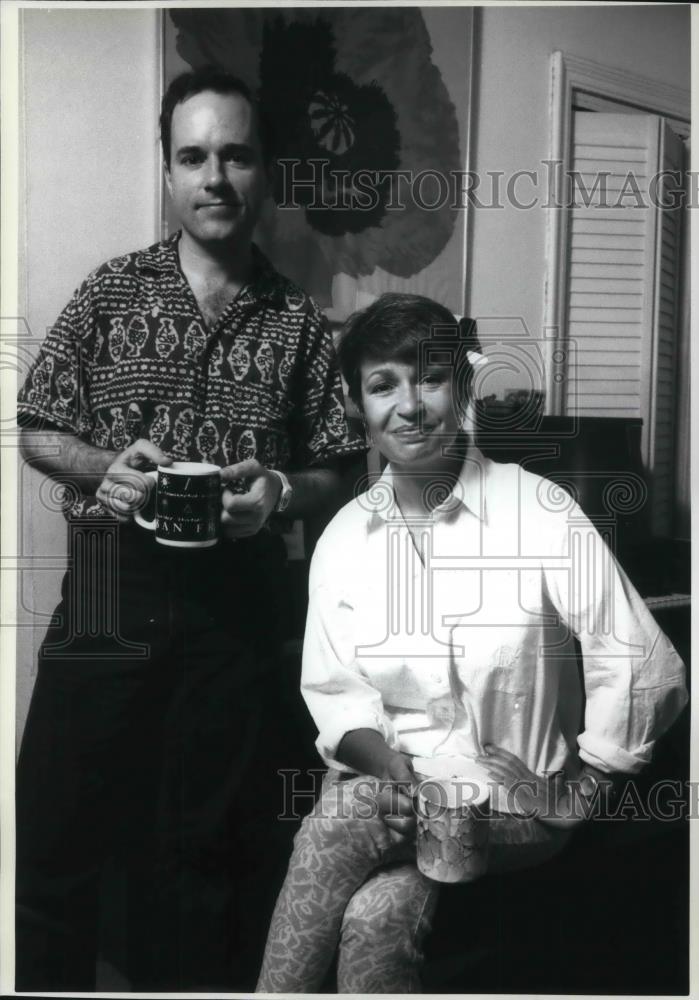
<box><xmin>6</xmin><ymin>315</ymin><xmax>652</xmax><ymax>667</ymax></box>
<box><xmin>277</xmin><ymin>159</ymin><xmax>697</xmax><ymax>213</ymax></box>
<box><xmin>6</xmin><ymin>317</ymin><xmax>154</xmax><ymax>663</ymax></box>
<box><xmin>276</xmin><ymin>768</ymin><xmax>695</xmax><ymax>824</ymax></box>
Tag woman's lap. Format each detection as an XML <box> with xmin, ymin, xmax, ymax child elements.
<box><xmin>256</xmin><ymin>770</ymin><xmax>572</xmax><ymax>992</ymax></box>
<box><xmin>311</xmin><ymin>768</ymin><xmax>571</xmax><ymax>872</ymax></box>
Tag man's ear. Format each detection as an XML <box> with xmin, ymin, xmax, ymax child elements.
<box><xmin>163</xmin><ymin>162</ymin><xmax>173</xmax><ymax>199</ymax></box>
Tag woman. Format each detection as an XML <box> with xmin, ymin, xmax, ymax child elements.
<box><xmin>256</xmin><ymin>293</ymin><xmax>687</xmax><ymax>993</ymax></box>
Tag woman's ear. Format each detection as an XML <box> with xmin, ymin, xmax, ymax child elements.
<box><xmin>354</xmin><ymin>402</ymin><xmax>373</xmax><ymax>444</ymax></box>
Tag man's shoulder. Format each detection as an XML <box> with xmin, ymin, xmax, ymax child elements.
<box><xmin>84</xmin><ymin>237</ymin><xmax>178</xmax><ymax>288</ymax></box>
<box><xmin>250</xmin><ymin>246</ymin><xmax>325</xmax><ymax>323</ymax></box>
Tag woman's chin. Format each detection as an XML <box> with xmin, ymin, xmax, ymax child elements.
<box><xmin>386</xmin><ymin>443</ymin><xmax>443</xmax><ymax>471</ymax></box>
<box><xmin>385</xmin><ymin>433</ymin><xmax>463</xmax><ymax>470</ymax></box>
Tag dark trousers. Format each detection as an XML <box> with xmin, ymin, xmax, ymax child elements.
<box><xmin>16</xmin><ymin>522</ymin><xmax>287</xmax><ymax>992</ymax></box>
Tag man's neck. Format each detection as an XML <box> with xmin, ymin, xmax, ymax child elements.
<box><xmin>177</xmin><ymin>230</ymin><xmax>254</xmax><ymax>290</ymax></box>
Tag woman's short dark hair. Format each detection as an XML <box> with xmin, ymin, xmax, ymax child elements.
<box><xmin>160</xmin><ymin>65</ymin><xmax>275</xmax><ymax>169</ymax></box>
<box><xmin>337</xmin><ymin>292</ymin><xmax>478</xmax><ymax>412</ymax></box>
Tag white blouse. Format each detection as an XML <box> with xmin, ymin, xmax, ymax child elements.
<box><xmin>301</xmin><ymin>449</ymin><xmax>687</xmax><ymax>812</ymax></box>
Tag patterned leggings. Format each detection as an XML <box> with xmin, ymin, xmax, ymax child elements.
<box><xmin>256</xmin><ymin>770</ymin><xmax>571</xmax><ymax>993</ymax></box>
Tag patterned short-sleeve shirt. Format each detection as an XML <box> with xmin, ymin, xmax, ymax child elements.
<box><xmin>17</xmin><ymin>233</ymin><xmax>365</xmax><ymax>519</ymax></box>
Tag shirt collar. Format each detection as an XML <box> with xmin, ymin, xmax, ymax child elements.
<box><xmin>150</xmin><ymin>232</ymin><xmax>283</xmax><ymax>306</ymax></box>
<box><xmin>240</xmin><ymin>243</ymin><xmax>286</xmax><ymax>305</ymax></box>
<box><xmin>367</xmin><ymin>445</ymin><xmax>488</xmax><ymax>530</ymax></box>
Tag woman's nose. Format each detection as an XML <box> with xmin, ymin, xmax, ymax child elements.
<box><xmin>396</xmin><ymin>384</ymin><xmax>422</xmax><ymax>417</ymax></box>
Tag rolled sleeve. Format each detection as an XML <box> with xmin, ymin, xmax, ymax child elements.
<box><xmin>301</xmin><ymin>573</ymin><xmax>396</xmax><ymax>770</ymax></box>
<box><xmin>293</xmin><ymin>308</ymin><xmax>366</xmax><ymax>467</ymax></box>
<box><xmin>17</xmin><ymin>280</ymin><xmax>95</xmax><ymax>437</ymax></box>
<box><xmin>545</xmin><ymin>506</ymin><xmax>688</xmax><ymax>774</ymax></box>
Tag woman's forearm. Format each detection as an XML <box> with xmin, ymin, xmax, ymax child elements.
<box><xmin>336</xmin><ymin>729</ymin><xmax>400</xmax><ymax>780</ymax></box>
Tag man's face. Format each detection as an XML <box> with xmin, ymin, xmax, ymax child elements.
<box><xmin>165</xmin><ymin>90</ymin><xmax>269</xmax><ymax>251</ymax></box>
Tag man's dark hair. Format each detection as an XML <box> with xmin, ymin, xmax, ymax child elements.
<box><xmin>160</xmin><ymin>65</ymin><xmax>274</xmax><ymax>169</ymax></box>
<box><xmin>337</xmin><ymin>292</ymin><xmax>477</xmax><ymax>412</ymax></box>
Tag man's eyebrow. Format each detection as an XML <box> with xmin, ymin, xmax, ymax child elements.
<box><xmin>174</xmin><ymin>142</ymin><xmax>255</xmax><ymax>159</ymax></box>
<box><xmin>220</xmin><ymin>142</ymin><xmax>254</xmax><ymax>155</ymax></box>
<box><xmin>174</xmin><ymin>145</ymin><xmax>204</xmax><ymax>159</ymax></box>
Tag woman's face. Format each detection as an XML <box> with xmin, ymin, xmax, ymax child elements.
<box><xmin>359</xmin><ymin>357</ymin><xmax>462</xmax><ymax>470</ymax></box>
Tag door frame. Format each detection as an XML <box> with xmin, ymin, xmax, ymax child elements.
<box><xmin>543</xmin><ymin>51</ymin><xmax>690</xmax><ymax>414</ymax></box>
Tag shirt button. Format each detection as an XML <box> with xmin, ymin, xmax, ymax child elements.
<box><xmin>514</xmin><ymin>702</ymin><xmax>520</xmax><ymax>710</ymax></box>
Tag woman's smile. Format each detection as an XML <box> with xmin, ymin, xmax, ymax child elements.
<box><xmin>360</xmin><ymin>358</ymin><xmax>461</xmax><ymax>469</ymax></box>
<box><xmin>392</xmin><ymin>425</ymin><xmax>435</xmax><ymax>439</ymax></box>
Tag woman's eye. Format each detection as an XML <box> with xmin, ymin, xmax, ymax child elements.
<box><xmin>421</xmin><ymin>373</ymin><xmax>446</xmax><ymax>386</ymax></box>
<box><xmin>368</xmin><ymin>381</ymin><xmax>393</xmax><ymax>394</ymax></box>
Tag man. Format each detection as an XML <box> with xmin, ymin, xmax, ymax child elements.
<box><xmin>16</xmin><ymin>66</ymin><xmax>365</xmax><ymax>991</ymax></box>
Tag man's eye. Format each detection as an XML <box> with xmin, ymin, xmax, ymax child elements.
<box><xmin>369</xmin><ymin>381</ymin><xmax>393</xmax><ymax>394</ymax></box>
<box><xmin>180</xmin><ymin>155</ymin><xmax>201</xmax><ymax>166</ymax></box>
<box><xmin>226</xmin><ymin>151</ymin><xmax>251</xmax><ymax>165</ymax></box>
<box><xmin>421</xmin><ymin>372</ymin><xmax>447</xmax><ymax>386</ymax></box>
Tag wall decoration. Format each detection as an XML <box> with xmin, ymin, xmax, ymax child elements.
<box><xmin>162</xmin><ymin>6</ymin><xmax>474</xmax><ymax>319</ymax></box>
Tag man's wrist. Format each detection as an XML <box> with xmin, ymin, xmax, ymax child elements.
<box><xmin>268</xmin><ymin>468</ymin><xmax>292</xmax><ymax>513</ymax></box>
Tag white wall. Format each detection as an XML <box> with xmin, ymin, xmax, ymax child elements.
<box><xmin>468</xmin><ymin>4</ymin><xmax>690</xmax><ymax>339</ymax></box>
<box><xmin>17</xmin><ymin>8</ymin><xmax>160</xmax><ymax>743</ymax></box>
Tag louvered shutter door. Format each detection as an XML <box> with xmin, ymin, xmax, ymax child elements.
<box><xmin>648</xmin><ymin>121</ymin><xmax>685</xmax><ymax>535</ymax></box>
<box><xmin>564</xmin><ymin>112</ymin><xmax>683</xmax><ymax>535</ymax></box>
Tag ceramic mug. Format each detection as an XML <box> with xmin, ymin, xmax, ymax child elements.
<box><xmin>413</xmin><ymin>756</ymin><xmax>491</xmax><ymax>883</ymax></box>
<box><xmin>134</xmin><ymin>461</ymin><xmax>221</xmax><ymax>548</ymax></box>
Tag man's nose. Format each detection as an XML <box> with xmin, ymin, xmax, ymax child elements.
<box><xmin>203</xmin><ymin>156</ymin><xmax>228</xmax><ymax>187</ymax></box>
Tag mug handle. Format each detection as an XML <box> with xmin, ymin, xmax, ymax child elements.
<box><xmin>133</xmin><ymin>470</ymin><xmax>158</xmax><ymax>530</ymax></box>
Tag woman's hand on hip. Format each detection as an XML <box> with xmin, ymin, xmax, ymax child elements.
<box><xmin>376</xmin><ymin>752</ymin><xmax>417</xmax><ymax>837</ymax></box>
<box><xmin>476</xmin><ymin>744</ymin><xmax>585</xmax><ymax>828</ymax></box>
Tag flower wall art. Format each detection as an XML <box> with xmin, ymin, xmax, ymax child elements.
<box><xmin>163</xmin><ymin>6</ymin><xmax>474</xmax><ymax>319</ymax></box>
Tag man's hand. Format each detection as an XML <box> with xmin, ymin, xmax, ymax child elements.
<box><xmin>220</xmin><ymin>459</ymin><xmax>282</xmax><ymax>539</ymax></box>
<box><xmin>96</xmin><ymin>439</ymin><xmax>171</xmax><ymax>523</ymax></box>
<box><xmin>376</xmin><ymin>751</ymin><xmax>417</xmax><ymax>837</ymax></box>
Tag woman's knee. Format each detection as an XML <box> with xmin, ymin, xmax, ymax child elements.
<box><xmin>290</xmin><ymin>810</ymin><xmax>391</xmax><ymax>874</ymax></box>
<box><xmin>294</xmin><ymin>775</ymin><xmax>398</xmax><ymax>862</ymax></box>
<box><xmin>340</xmin><ymin>866</ymin><xmax>437</xmax><ymax>952</ymax></box>
<box><xmin>337</xmin><ymin>867</ymin><xmax>439</xmax><ymax>992</ymax></box>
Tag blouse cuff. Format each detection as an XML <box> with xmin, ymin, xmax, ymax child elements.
<box><xmin>578</xmin><ymin>732</ymin><xmax>653</xmax><ymax>775</ymax></box>
<box><xmin>315</xmin><ymin>711</ymin><xmax>397</xmax><ymax>771</ymax></box>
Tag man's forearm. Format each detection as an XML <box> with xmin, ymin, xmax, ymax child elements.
<box><xmin>19</xmin><ymin>430</ymin><xmax>116</xmax><ymax>493</ymax></box>
<box><xmin>20</xmin><ymin>437</ymin><xmax>345</xmax><ymax>516</ymax></box>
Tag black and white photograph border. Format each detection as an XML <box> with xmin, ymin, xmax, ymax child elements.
<box><xmin>0</xmin><ymin>1</ymin><xmax>696</xmax><ymax>997</ymax></box>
